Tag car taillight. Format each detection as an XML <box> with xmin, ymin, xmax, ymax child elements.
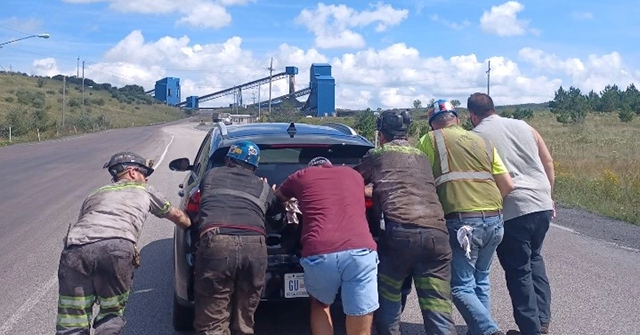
<box><xmin>186</xmin><ymin>189</ymin><xmax>201</xmax><ymax>215</ymax></box>
<box><xmin>365</xmin><ymin>197</ymin><xmax>373</xmax><ymax>209</ymax></box>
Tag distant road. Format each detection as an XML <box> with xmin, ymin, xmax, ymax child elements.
<box><xmin>0</xmin><ymin>121</ymin><xmax>638</xmax><ymax>334</ymax></box>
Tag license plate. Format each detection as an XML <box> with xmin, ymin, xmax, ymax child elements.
<box><xmin>284</xmin><ymin>273</ymin><xmax>308</xmax><ymax>298</ymax></box>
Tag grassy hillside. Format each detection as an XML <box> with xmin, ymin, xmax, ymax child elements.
<box><xmin>0</xmin><ymin>72</ymin><xmax>185</xmax><ymax>145</ymax></box>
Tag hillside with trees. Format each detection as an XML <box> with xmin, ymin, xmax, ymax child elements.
<box><xmin>549</xmin><ymin>84</ymin><xmax>640</xmax><ymax>124</ymax></box>
<box><xmin>0</xmin><ymin>71</ymin><xmax>186</xmax><ymax>145</ymax></box>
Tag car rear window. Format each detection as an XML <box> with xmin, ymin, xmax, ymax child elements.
<box><xmin>207</xmin><ymin>144</ymin><xmax>372</xmax><ymax>187</ymax></box>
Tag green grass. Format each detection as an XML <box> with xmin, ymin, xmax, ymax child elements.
<box><xmin>0</xmin><ymin>72</ymin><xmax>185</xmax><ymax>143</ymax></box>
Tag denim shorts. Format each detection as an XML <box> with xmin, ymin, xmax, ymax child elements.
<box><xmin>300</xmin><ymin>248</ymin><xmax>379</xmax><ymax>316</ymax></box>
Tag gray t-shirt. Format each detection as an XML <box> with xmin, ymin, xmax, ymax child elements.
<box><xmin>472</xmin><ymin>114</ymin><xmax>553</xmax><ymax>221</ymax></box>
<box><xmin>65</xmin><ymin>180</ymin><xmax>171</xmax><ymax>247</ymax></box>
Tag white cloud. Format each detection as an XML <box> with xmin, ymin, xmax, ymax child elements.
<box><xmin>519</xmin><ymin>48</ymin><xmax>640</xmax><ymax>93</ymax></box>
<box><xmin>31</xmin><ymin>58</ymin><xmax>60</xmax><ymax>77</ymax></box>
<box><xmin>62</xmin><ymin>0</ymin><xmax>245</xmax><ymax>29</ymax></box>
<box><xmin>31</xmin><ymin>30</ymin><xmax>640</xmax><ymax>110</ymax></box>
<box><xmin>295</xmin><ymin>2</ymin><xmax>409</xmax><ymax>49</ymax></box>
<box><xmin>572</xmin><ymin>11</ymin><xmax>594</xmax><ymax>20</ymax></box>
<box><xmin>429</xmin><ymin>14</ymin><xmax>471</xmax><ymax>30</ymax></box>
<box><xmin>480</xmin><ymin>1</ymin><xmax>537</xmax><ymax>37</ymax></box>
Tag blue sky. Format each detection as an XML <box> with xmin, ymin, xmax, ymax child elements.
<box><xmin>1</xmin><ymin>0</ymin><xmax>640</xmax><ymax>108</ymax></box>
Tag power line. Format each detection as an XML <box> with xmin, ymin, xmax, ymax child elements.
<box><xmin>0</xmin><ymin>24</ymin><xmax>30</xmax><ymax>35</ymax></box>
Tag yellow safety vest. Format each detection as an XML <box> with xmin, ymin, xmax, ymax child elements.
<box><xmin>430</xmin><ymin>126</ymin><xmax>503</xmax><ymax>215</ymax></box>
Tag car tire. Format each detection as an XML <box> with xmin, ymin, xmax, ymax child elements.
<box><xmin>173</xmin><ymin>295</ymin><xmax>194</xmax><ymax>331</ymax></box>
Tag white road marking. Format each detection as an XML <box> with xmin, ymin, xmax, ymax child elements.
<box><xmin>155</xmin><ymin>135</ymin><xmax>175</xmax><ymax>167</ymax></box>
<box><xmin>0</xmin><ymin>276</ymin><xmax>57</xmax><ymax>335</ymax></box>
<box><xmin>0</xmin><ymin>137</ymin><xmax>177</xmax><ymax>335</ymax></box>
<box><xmin>551</xmin><ymin>222</ymin><xmax>578</xmax><ymax>234</ymax></box>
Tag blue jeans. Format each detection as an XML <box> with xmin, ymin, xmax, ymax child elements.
<box><xmin>300</xmin><ymin>248</ymin><xmax>379</xmax><ymax>316</ymax></box>
<box><xmin>447</xmin><ymin>215</ymin><xmax>504</xmax><ymax>335</ymax></box>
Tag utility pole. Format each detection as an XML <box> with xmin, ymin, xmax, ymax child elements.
<box><xmin>257</xmin><ymin>85</ymin><xmax>261</xmax><ymax>118</ymax></box>
<box><xmin>252</xmin><ymin>92</ymin><xmax>256</xmax><ymax>106</ymax></box>
<box><xmin>82</xmin><ymin>60</ymin><xmax>85</xmax><ymax>116</ymax></box>
<box><xmin>76</xmin><ymin>57</ymin><xmax>79</xmax><ymax>77</ymax></box>
<box><xmin>268</xmin><ymin>58</ymin><xmax>274</xmax><ymax>114</ymax></box>
<box><xmin>486</xmin><ymin>60</ymin><xmax>491</xmax><ymax>96</ymax></box>
<box><xmin>62</xmin><ymin>76</ymin><xmax>66</xmax><ymax>127</ymax></box>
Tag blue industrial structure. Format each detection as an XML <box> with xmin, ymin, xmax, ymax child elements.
<box><xmin>154</xmin><ymin>77</ymin><xmax>181</xmax><ymax>106</ymax></box>
<box><xmin>152</xmin><ymin>63</ymin><xmax>335</xmax><ymax>116</ymax></box>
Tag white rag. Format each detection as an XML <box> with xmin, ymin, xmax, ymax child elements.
<box><xmin>456</xmin><ymin>226</ymin><xmax>474</xmax><ymax>260</ymax></box>
<box><xmin>284</xmin><ymin>198</ymin><xmax>302</xmax><ymax>225</ymax></box>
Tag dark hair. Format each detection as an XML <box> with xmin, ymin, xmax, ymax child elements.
<box><xmin>467</xmin><ymin>92</ymin><xmax>495</xmax><ymax>117</ymax></box>
<box><xmin>226</xmin><ymin>157</ymin><xmax>257</xmax><ymax>172</ymax></box>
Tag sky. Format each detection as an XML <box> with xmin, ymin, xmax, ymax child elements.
<box><xmin>1</xmin><ymin>0</ymin><xmax>640</xmax><ymax>109</ymax></box>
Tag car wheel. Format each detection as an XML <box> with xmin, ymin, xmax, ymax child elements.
<box><xmin>173</xmin><ymin>295</ymin><xmax>194</xmax><ymax>331</ymax></box>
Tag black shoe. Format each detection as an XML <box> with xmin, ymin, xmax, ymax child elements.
<box><xmin>490</xmin><ymin>332</ymin><xmax>506</xmax><ymax>335</ymax></box>
<box><xmin>505</xmin><ymin>331</ymin><xmax>520</xmax><ymax>335</ymax></box>
<box><xmin>541</xmin><ymin>322</ymin><xmax>550</xmax><ymax>334</ymax></box>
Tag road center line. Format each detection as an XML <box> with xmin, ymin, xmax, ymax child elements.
<box><xmin>0</xmin><ymin>136</ymin><xmax>177</xmax><ymax>334</ymax></box>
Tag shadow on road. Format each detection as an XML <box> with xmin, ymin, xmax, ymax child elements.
<box><xmin>122</xmin><ymin>238</ymin><xmax>348</xmax><ymax>335</ymax></box>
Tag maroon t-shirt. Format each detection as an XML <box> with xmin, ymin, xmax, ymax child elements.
<box><xmin>279</xmin><ymin>165</ymin><xmax>377</xmax><ymax>258</ymax></box>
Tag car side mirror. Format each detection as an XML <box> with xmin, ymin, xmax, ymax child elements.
<box><xmin>169</xmin><ymin>158</ymin><xmax>193</xmax><ymax>171</ymax></box>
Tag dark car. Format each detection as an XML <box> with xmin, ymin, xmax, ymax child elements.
<box><xmin>168</xmin><ymin>121</ymin><xmax>379</xmax><ymax>331</ymax></box>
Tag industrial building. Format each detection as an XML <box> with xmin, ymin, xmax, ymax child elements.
<box><xmin>146</xmin><ymin>63</ymin><xmax>336</xmax><ymax>117</ymax></box>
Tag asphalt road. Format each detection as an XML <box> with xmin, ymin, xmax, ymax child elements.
<box><xmin>0</xmin><ymin>121</ymin><xmax>638</xmax><ymax>335</ymax></box>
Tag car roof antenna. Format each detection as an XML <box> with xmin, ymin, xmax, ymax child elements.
<box><xmin>287</xmin><ymin>122</ymin><xmax>297</xmax><ymax>138</ymax></box>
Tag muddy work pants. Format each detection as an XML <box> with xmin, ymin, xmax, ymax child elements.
<box><xmin>194</xmin><ymin>233</ymin><xmax>267</xmax><ymax>335</ymax></box>
<box><xmin>56</xmin><ymin>238</ymin><xmax>135</xmax><ymax>335</ymax></box>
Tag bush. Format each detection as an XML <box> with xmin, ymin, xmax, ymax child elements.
<box><xmin>5</xmin><ymin>107</ymin><xmax>32</xmax><ymax>136</ymax></box>
<box><xmin>354</xmin><ymin>109</ymin><xmax>376</xmax><ymax>142</ymax></box>
<box><xmin>619</xmin><ymin>109</ymin><xmax>634</xmax><ymax>123</ymax></box>
<box><xmin>68</xmin><ymin>97</ymin><xmax>81</xmax><ymax>108</ymax></box>
<box><xmin>4</xmin><ymin>96</ymin><xmax>14</xmax><ymax>103</ymax></box>
<box><xmin>512</xmin><ymin>108</ymin><xmax>534</xmax><ymax>120</ymax></box>
<box><xmin>36</xmin><ymin>77</ymin><xmax>46</xmax><ymax>88</ymax></box>
<box><xmin>91</xmin><ymin>97</ymin><xmax>106</xmax><ymax>106</ymax></box>
<box><xmin>16</xmin><ymin>90</ymin><xmax>46</xmax><ymax>109</ymax></box>
<box><xmin>46</xmin><ymin>90</ymin><xmax>56</xmax><ymax>95</ymax></box>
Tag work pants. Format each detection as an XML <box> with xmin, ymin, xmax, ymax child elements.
<box><xmin>497</xmin><ymin>210</ymin><xmax>553</xmax><ymax>335</ymax></box>
<box><xmin>374</xmin><ymin>220</ymin><xmax>456</xmax><ymax>335</ymax></box>
<box><xmin>56</xmin><ymin>238</ymin><xmax>135</xmax><ymax>335</ymax></box>
<box><xmin>193</xmin><ymin>233</ymin><xmax>267</xmax><ymax>335</ymax></box>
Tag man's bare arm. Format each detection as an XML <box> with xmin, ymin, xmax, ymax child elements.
<box><xmin>274</xmin><ymin>189</ymin><xmax>291</xmax><ymax>203</ymax></box>
<box><xmin>365</xmin><ymin>184</ymin><xmax>373</xmax><ymax>198</ymax></box>
<box><xmin>493</xmin><ymin>172</ymin><xmax>514</xmax><ymax>199</ymax></box>
<box><xmin>165</xmin><ymin>207</ymin><xmax>191</xmax><ymax>229</ymax></box>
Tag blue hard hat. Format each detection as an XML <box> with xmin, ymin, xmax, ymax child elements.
<box><xmin>428</xmin><ymin>99</ymin><xmax>458</xmax><ymax>126</ymax></box>
<box><xmin>226</xmin><ymin>140</ymin><xmax>261</xmax><ymax>168</ymax></box>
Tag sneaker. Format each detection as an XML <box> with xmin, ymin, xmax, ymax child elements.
<box><xmin>541</xmin><ymin>322</ymin><xmax>550</xmax><ymax>334</ymax></box>
<box><xmin>505</xmin><ymin>331</ymin><xmax>520</xmax><ymax>335</ymax></box>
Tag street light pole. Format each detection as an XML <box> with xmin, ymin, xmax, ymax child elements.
<box><xmin>0</xmin><ymin>33</ymin><xmax>50</xmax><ymax>48</ymax></box>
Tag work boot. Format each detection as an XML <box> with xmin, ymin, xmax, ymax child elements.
<box><xmin>505</xmin><ymin>331</ymin><xmax>520</xmax><ymax>335</ymax></box>
<box><xmin>490</xmin><ymin>331</ymin><xmax>506</xmax><ymax>335</ymax></box>
<box><xmin>540</xmin><ymin>322</ymin><xmax>550</xmax><ymax>334</ymax></box>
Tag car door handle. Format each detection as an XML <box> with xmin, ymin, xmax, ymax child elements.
<box><xmin>178</xmin><ymin>190</ymin><xmax>185</xmax><ymax>197</ymax></box>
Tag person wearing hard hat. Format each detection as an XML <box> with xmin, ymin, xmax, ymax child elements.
<box><xmin>417</xmin><ymin>100</ymin><xmax>514</xmax><ymax>335</ymax></box>
<box><xmin>56</xmin><ymin>152</ymin><xmax>191</xmax><ymax>335</ymax></box>
<box><xmin>193</xmin><ymin>140</ymin><xmax>284</xmax><ymax>335</ymax></box>
<box><xmin>354</xmin><ymin>109</ymin><xmax>455</xmax><ymax>335</ymax></box>
<box><xmin>468</xmin><ymin>92</ymin><xmax>555</xmax><ymax>335</ymax></box>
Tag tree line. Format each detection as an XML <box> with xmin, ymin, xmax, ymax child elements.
<box><xmin>550</xmin><ymin>84</ymin><xmax>640</xmax><ymax>123</ymax></box>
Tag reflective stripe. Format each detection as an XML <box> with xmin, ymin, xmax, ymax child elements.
<box><xmin>433</xmin><ymin>130</ymin><xmax>450</xmax><ymax>174</ymax></box>
<box><xmin>98</xmin><ymin>291</ymin><xmax>129</xmax><ymax>309</ymax></box>
<box><xmin>95</xmin><ymin>183</ymin><xmax>146</xmax><ymax>193</ymax></box>
<box><xmin>434</xmin><ymin>171</ymin><xmax>494</xmax><ymax>187</ymax></box>
<box><xmin>57</xmin><ymin>314</ymin><xmax>91</xmax><ymax>328</ymax></box>
<box><xmin>484</xmin><ymin>140</ymin><xmax>493</xmax><ymax>165</ymax></box>
<box><xmin>160</xmin><ymin>201</ymin><xmax>171</xmax><ymax>215</ymax></box>
<box><xmin>58</xmin><ymin>295</ymin><xmax>95</xmax><ymax>309</ymax></box>
<box><xmin>379</xmin><ymin>287</ymin><xmax>402</xmax><ymax>303</ymax></box>
<box><xmin>414</xmin><ymin>276</ymin><xmax>451</xmax><ymax>295</ymax></box>
<box><xmin>96</xmin><ymin>308</ymin><xmax>125</xmax><ymax>322</ymax></box>
<box><xmin>379</xmin><ymin>273</ymin><xmax>404</xmax><ymax>289</ymax></box>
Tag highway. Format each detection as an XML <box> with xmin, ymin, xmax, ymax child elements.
<box><xmin>0</xmin><ymin>120</ymin><xmax>638</xmax><ymax>335</ymax></box>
